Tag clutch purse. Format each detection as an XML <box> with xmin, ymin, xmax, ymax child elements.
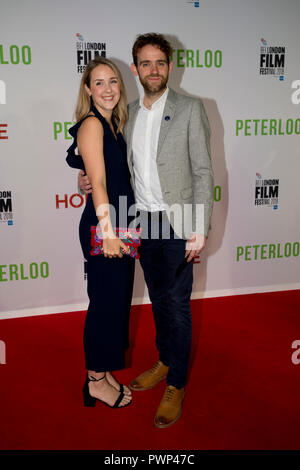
<box><xmin>90</xmin><ymin>226</ymin><xmax>141</xmax><ymax>259</ymax></box>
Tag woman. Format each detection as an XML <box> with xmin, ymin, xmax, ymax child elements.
<box><xmin>66</xmin><ymin>57</ymin><xmax>135</xmax><ymax>408</ymax></box>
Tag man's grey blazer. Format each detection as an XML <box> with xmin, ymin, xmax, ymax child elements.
<box><xmin>125</xmin><ymin>88</ymin><xmax>214</xmax><ymax>239</ymax></box>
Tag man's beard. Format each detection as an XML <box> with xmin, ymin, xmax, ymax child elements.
<box><xmin>139</xmin><ymin>74</ymin><xmax>168</xmax><ymax>94</ymax></box>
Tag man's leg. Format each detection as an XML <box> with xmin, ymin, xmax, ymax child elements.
<box><xmin>131</xmin><ymin>212</ymin><xmax>193</xmax><ymax>394</ymax></box>
<box><xmin>139</xmin><ymin>235</ymin><xmax>171</xmax><ymax>367</ymax></box>
<box><xmin>140</xmin><ymin>216</ymin><xmax>193</xmax><ymax>428</ymax></box>
<box><xmin>161</xmin><ymin>236</ymin><xmax>193</xmax><ymax>389</ymax></box>
<box><xmin>139</xmin><ymin>211</ymin><xmax>193</xmax><ymax>374</ymax></box>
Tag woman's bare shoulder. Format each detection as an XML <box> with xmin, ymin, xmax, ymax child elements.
<box><xmin>78</xmin><ymin>115</ymin><xmax>103</xmax><ymax>134</ymax></box>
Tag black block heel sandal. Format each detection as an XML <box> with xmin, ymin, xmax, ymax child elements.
<box><xmin>83</xmin><ymin>374</ymin><xmax>132</xmax><ymax>409</ymax></box>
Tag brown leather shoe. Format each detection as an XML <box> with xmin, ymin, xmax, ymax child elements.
<box><xmin>129</xmin><ymin>361</ymin><xmax>169</xmax><ymax>391</ymax></box>
<box><xmin>154</xmin><ymin>385</ymin><xmax>185</xmax><ymax>428</ymax></box>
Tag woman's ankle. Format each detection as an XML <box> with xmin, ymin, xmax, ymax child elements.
<box><xmin>88</xmin><ymin>371</ymin><xmax>105</xmax><ymax>381</ymax></box>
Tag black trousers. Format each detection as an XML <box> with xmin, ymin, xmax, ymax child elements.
<box><xmin>138</xmin><ymin>211</ymin><xmax>193</xmax><ymax>389</ymax></box>
<box><xmin>83</xmin><ymin>254</ymin><xmax>135</xmax><ymax>372</ymax></box>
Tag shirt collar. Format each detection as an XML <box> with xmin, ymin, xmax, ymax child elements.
<box><xmin>139</xmin><ymin>87</ymin><xmax>169</xmax><ymax>110</ymax></box>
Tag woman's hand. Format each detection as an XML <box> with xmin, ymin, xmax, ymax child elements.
<box><xmin>103</xmin><ymin>237</ymin><xmax>130</xmax><ymax>258</ymax></box>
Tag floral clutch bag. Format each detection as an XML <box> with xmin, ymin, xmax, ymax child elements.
<box><xmin>90</xmin><ymin>227</ymin><xmax>141</xmax><ymax>259</ymax></box>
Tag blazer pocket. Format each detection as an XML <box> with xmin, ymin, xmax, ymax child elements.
<box><xmin>180</xmin><ymin>187</ymin><xmax>193</xmax><ymax>199</ymax></box>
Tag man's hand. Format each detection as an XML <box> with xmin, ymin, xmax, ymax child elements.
<box><xmin>78</xmin><ymin>170</ymin><xmax>92</xmax><ymax>194</ymax></box>
<box><xmin>185</xmin><ymin>233</ymin><xmax>206</xmax><ymax>262</ymax></box>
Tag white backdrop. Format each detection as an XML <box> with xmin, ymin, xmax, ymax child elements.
<box><xmin>1</xmin><ymin>0</ymin><xmax>300</xmax><ymax>319</ymax></box>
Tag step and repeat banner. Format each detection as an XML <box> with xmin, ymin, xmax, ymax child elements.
<box><xmin>1</xmin><ymin>0</ymin><xmax>300</xmax><ymax>319</ymax></box>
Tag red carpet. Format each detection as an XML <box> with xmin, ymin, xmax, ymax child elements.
<box><xmin>0</xmin><ymin>290</ymin><xmax>300</xmax><ymax>450</ymax></box>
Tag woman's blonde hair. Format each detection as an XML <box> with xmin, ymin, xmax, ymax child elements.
<box><xmin>75</xmin><ymin>56</ymin><xmax>128</xmax><ymax>133</ymax></box>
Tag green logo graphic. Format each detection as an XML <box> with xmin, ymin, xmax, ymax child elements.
<box><xmin>53</xmin><ymin>122</ymin><xmax>75</xmax><ymax>140</ymax></box>
<box><xmin>0</xmin><ymin>262</ymin><xmax>49</xmax><ymax>281</ymax></box>
<box><xmin>171</xmin><ymin>49</ymin><xmax>222</xmax><ymax>68</ymax></box>
<box><xmin>236</xmin><ymin>118</ymin><xmax>300</xmax><ymax>136</ymax></box>
<box><xmin>0</xmin><ymin>45</ymin><xmax>31</xmax><ymax>65</ymax></box>
<box><xmin>236</xmin><ymin>242</ymin><xmax>300</xmax><ymax>261</ymax></box>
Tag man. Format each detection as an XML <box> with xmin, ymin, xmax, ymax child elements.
<box><xmin>79</xmin><ymin>33</ymin><xmax>214</xmax><ymax>428</ymax></box>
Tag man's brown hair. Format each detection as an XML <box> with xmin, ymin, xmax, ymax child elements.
<box><xmin>132</xmin><ymin>33</ymin><xmax>172</xmax><ymax>66</ymax></box>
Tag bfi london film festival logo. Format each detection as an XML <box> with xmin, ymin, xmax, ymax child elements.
<box><xmin>254</xmin><ymin>173</ymin><xmax>279</xmax><ymax>209</ymax></box>
<box><xmin>0</xmin><ymin>190</ymin><xmax>13</xmax><ymax>225</ymax></box>
<box><xmin>75</xmin><ymin>33</ymin><xmax>106</xmax><ymax>73</ymax></box>
<box><xmin>259</xmin><ymin>38</ymin><xmax>286</xmax><ymax>80</ymax></box>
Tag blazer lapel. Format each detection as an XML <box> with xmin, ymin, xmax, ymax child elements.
<box><xmin>157</xmin><ymin>88</ymin><xmax>177</xmax><ymax>161</ymax></box>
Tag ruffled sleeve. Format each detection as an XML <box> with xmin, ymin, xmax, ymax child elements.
<box><xmin>66</xmin><ymin>121</ymin><xmax>85</xmax><ymax>171</ymax></box>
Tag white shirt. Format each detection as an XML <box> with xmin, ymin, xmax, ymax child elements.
<box><xmin>132</xmin><ymin>87</ymin><xmax>169</xmax><ymax>212</ymax></box>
